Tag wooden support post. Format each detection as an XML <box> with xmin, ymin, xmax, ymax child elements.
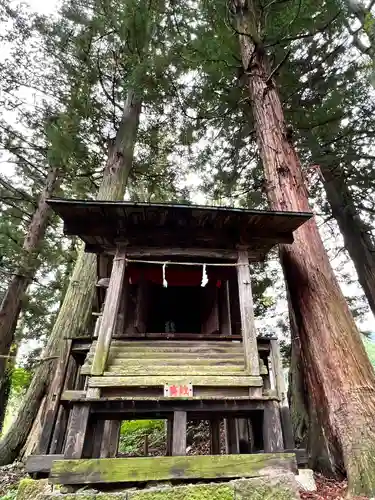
<box><xmin>49</xmin><ymin>356</ymin><xmax>78</xmax><ymax>454</ymax></box>
<box><xmin>237</xmin><ymin>418</ymin><xmax>252</xmax><ymax>453</ymax></box>
<box><xmin>263</xmin><ymin>401</ymin><xmax>284</xmax><ymax>453</ymax></box>
<box><xmin>134</xmin><ymin>278</ymin><xmax>150</xmax><ymax>333</ymax></box>
<box><xmin>64</xmin><ymin>404</ymin><xmax>90</xmax><ymax>459</ymax></box>
<box><xmin>91</xmin><ymin>250</ymin><xmax>127</xmax><ymax>375</ymax></box>
<box><xmin>100</xmin><ymin>420</ymin><xmax>121</xmax><ymax>458</ymax></box>
<box><xmin>166</xmin><ymin>419</ymin><xmax>173</xmax><ymax>456</ymax></box>
<box><xmin>224</xmin><ymin>418</ymin><xmax>239</xmax><ymax>454</ymax></box>
<box><xmin>270</xmin><ymin>339</ymin><xmax>295</xmax><ymax>449</ymax></box>
<box><xmin>210</xmin><ymin>419</ymin><xmax>221</xmax><ymax>455</ymax></box>
<box><xmin>219</xmin><ymin>281</ymin><xmax>232</xmax><ymax>336</ymax></box>
<box><xmin>236</xmin><ymin>250</ymin><xmax>259</xmax><ymax>375</ymax></box>
<box><xmin>37</xmin><ymin>340</ymin><xmax>73</xmax><ymax>454</ymax></box>
<box><xmin>172</xmin><ymin>411</ymin><xmax>187</xmax><ymax>456</ymax></box>
<box><xmin>115</xmin><ymin>280</ymin><xmax>128</xmax><ymax>336</ymax></box>
<box><xmin>201</xmin><ymin>282</ymin><xmax>220</xmax><ymax>334</ymax></box>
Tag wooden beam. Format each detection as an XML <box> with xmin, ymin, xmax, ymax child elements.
<box><xmin>225</xmin><ymin>418</ymin><xmax>239</xmax><ymax>454</ymax></box>
<box><xmin>236</xmin><ymin>250</ymin><xmax>259</xmax><ymax>375</ymax></box>
<box><xmin>270</xmin><ymin>339</ymin><xmax>295</xmax><ymax>450</ymax></box>
<box><xmin>237</xmin><ymin>418</ymin><xmax>252</xmax><ymax>453</ymax></box>
<box><xmin>91</xmin><ymin>250</ymin><xmax>127</xmax><ymax>375</ymax></box>
<box><xmin>89</xmin><ymin>375</ymin><xmax>263</xmax><ymax>388</ymax></box>
<box><xmin>219</xmin><ymin>281</ymin><xmax>232</xmax><ymax>335</ymax></box>
<box><xmin>100</xmin><ymin>421</ymin><xmax>121</xmax><ymax>458</ymax></box>
<box><xmin>172</xmin><ymin>411</ymin><xmax>187</xmax><ymax>456</ymax></box>
<box><xmin>37</xmin><ymin>340</ymin><xmax>72</xmax><ymax>454</ymax></box>
<box><xmin>123</xmin><ymin>247</ymin><xmax>239</xmax><ymax>260</ymax></box>
<box><xmin>166</xmin><ymin>419</ymin><xmax>173</xmax><ymax>456</ymax></box>
<box><xmin>64</xmin><ymin>404</ymin><xmax>90</xmax><ymax>459</ymax></box>
<box><xmin>263</xmin><ymin>401</ymin><xmax>284</xmax><ymax>453</ymax></box>
<box><xmin>210</xmin><ymin>419</ymin><xmax>221</xmax><ymax>455</ymax></box>
<box><xmin>50</xmin><ymin>453</ymin><xmax>298</xmax><ymax>484</ymax></box>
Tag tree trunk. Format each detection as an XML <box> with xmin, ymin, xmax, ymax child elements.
<box><xmin>0</xmin><ymin>90</ymin><xmax>141</xmax><ymax>465</ymax></box>
<box><xmin>0</xmin><ymin>167</ymin><xmax>59</xmax><ymax>429</ymax></box>
<box><xmin>320</xmin><ymin>164</ymin><xmax>375</xmax><ymax>317</ymax></box>
<box><xmin>234</xmin><ymin>2</ymin><xmax>375</xmax><ymax>495</ymax></box>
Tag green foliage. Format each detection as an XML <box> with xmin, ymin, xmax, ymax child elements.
<box><xmin>119</xmin><ymin>420</ymin><xmax>165</xmax><ymax>455</ymax></box>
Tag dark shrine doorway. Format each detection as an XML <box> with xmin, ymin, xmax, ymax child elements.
<box><xmin>147</xmin><ymin>284</ymin><xmax>202</xmax><ymax>334</ymax></box>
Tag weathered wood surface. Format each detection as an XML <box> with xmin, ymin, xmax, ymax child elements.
<box><xmin>236</xmin><ymin>251</ymin><xmax>260</xmax><ymax>375</ymax></box>
<box><xmin>37</xmin><ymin>339</ymin><xmax>73</xmax><ymax>454</ymax></box>
<box><xmin>172</xmin><ymin>411</ymin><xmax>187</xmax><ymax>456</ymax></box>
<box><xmin>134</xmin><ymin>280</ymin><xmax>150</xmax><ymax>334</ymax></box>
<box><xmin>201</xmin><ymin>282</ymin><xmax>220</xmax><ymax>335</ymax></box>
<box><xmin>263</xmin><ymin>400</ymin><xmax>284</xmax><ymax>453</ymax></box>
<box><xmin>270</xmin><ymin>339</ymin><xmax>295</xmax><ymax>449</ymax></box>
<box><xmin>63</xmin><ymin>404</ymin><xmax>90</xmax><ymax>459</ymax></box>
<box><xmin>219</xmin><ymin>280</ymin><xmax>232</xmax><ymax>336</ymax></box>
<box><xmin>124</xmin><ymin>247</ymin><xmax>239</xmax><ymax>260</ymax></box>
<box><xmin>89</xmin><ymin>375</ymin><xmax>263</xmax><ymax>388</ymax></box>
<box><xmin>50</xmin><ymin>453</ymin><xmax>297</xmax><ymax>484</ymax></box>
<box><xmin>91</xmin><ymin>250</ymin><xmax>127</xmax><ymax>376</ymax></box>
<box><xmin>100</xmin><ymin>420</ymin><xmax>121</xmax><ymax>458</ymax></box>
<box><xmin>225</xmin><ymin>418</ymin><xmax>239</xmax><ymax>454</ymax></box>
<box><xmin>25</xmin><ymin>454</ymin><xmax>64</xmax><ymax>474</ymax></box>
<box><xmin>210</xmin><ymin>419</ymin><xmax>221</xmax><ymax>455</ymax></box>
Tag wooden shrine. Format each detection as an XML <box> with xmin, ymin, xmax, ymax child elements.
<box><xmin>26</xmin><ymin>199</ymin><xmax>312</xmax><ymax>485</ymax></box>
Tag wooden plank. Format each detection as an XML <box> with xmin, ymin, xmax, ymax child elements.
<box><xmin>89</xmin><ymin>375</ymin><xmax>263</xmax><ymax>388</ymax></box>
<box><xmin>134</xmin><ymin>279</ymin><xmax>150</xmax><ymax>333</ymax></box>
<box><xmin>263</xmin><ymin>401</ymin><xmax>284</xmax><ymax>453</ymax></box>
<box><xmin>201</xmin><ymin>282</ymin><xmax>220</xmax><ymax>335</ymax></box>
<box><xmin>125</xmin><ymin>247</ymin><xmax>239</xmax><ymax>260</ymax></box>
<box><xmin>238</xmin><ymin>418</ymin><xmax>251</xmax><ymax>453</ymax></box>
<box><xmin>172</xmin><ymin>411</ymin><xmax>187</xmax><ymax>456</ymax></box>
<box><xmin>94</xmin><ymin>352</ymin><xmax>245</xmax><ymax>361</ymax></box>
<box><xmin>210</xmin><ymin>419</ymin><xmax>221</xmax><ymax>455</ymax></box>
<box><xmin>100</xmin><ymin>420</ymin><xmax>121</xmax><ymax>458</ymax></box>
<box><xmin>107</xmin><ymin>358</ymin><xmax>244</xmax><ymax>367</ymax></box>
<box><xmin>219</xmin><ymin>281</ymin><xmax>232</xmax><ymax>336</ymax></box>
<box><xmin>112</xmin><ymin>334</ymin><xmax>244</xmax><ymax>341</ymax></box>
<box><xmin>49</xmin><ymin>453</ymin><xmax>298</xmax><ymax>484</ymax></box>
<box><xmin>270</xmin><ymin>339</ymin><xmax>295</xmax><ymax>449</ymax></box>
<box><xmin>100</xmin><ymin>366</ymin><xmax>247</xmax><ymax>376</ymax></box>
<box><xmin>225</xmin><ymin>418</ymin><xmax>239</xmax><ymax>454</ymax></box>
<box><xmin>26</xmin><ymin>454</ymin><xmax>64</xmax><ymax>474</ymax></box>
<box><xmin>64</xmin><ymin>404</ymin><xmax>90</xmax><ymax>459</ymax></box>
<box><xmin>37</xmin><ymin>340</ymin><xmax>73</xmax><ymax>454</ymax></box>
<box><xmin>166</xmin><ymin>419</ymin><xmax>173</xmax><ymax>456</ymax></box>
<box><xmin>91</xmin><ymin>250</ymin><xmax>127</xmax><ymax>375</ymax></box>
<box><xmin>106</xmin><ymin>340</ymin><xmax>244</xmax><ymax>348</ymax></box>
<box><xmin>236</xmin><ymin>250</ymin><xmax>259</xmax><ymax>375</ymax></box>
<box><xmin>115</xmin><ymin>280</ymin><xmax>128</xmax><ymax>336</ymax></box>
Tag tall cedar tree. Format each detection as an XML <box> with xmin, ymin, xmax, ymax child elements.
<box><xmin>231</xmin><ymin>0</ymin><xmax>375</xmax><ymax>495</ymax></box>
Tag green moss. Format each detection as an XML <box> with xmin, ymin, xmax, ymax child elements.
<box><xmin>50</xmin><ymin>454</ymin><xmax>297</xmax><ymax>484</ymax></box>
<box><xmin>348</xmin><ymin>444</ymin><xmax>375</xmax><ymax>496</ymax></box>
<box><xmin>16</xmin><ymin>479</ymin><xmax>51</xmax><ymax>500</ymax></box>
<box><xmin>129</xmin><ymin>484</ymin><xmax>233</xmax><ymax>500</ymax></box>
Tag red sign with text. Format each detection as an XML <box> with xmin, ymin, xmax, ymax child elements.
<box><xmin>164</xmin><ymin>383</ymin><xmax>193</xmax><ymax>397</ymax></box>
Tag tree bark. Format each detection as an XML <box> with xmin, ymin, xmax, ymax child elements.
<box><xmin>233</xmin><ymin>1</ymin><xmax>375</xmax><ymax>495</ymax></box>
<box><xmin>320</xmin><ymin>164</ymin><xmax>375</xmax><ymax>317</ymax></box>
<box><xmin>0</xmin><ymin>90</ymin><xmax>141</xmax><ymax>465</ymax></box>
<box><xmin>0</xmin><ymin>167</ymin><xmax>59</xmax><ymax>430</ymax></box>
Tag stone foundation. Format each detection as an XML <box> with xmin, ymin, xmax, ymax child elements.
<box><xmin>16</xmin><ymin>475</ymin><xmax>301</xmax><ymax>500</ymax></box>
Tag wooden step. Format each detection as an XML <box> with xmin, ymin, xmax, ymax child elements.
<box><xmin>88</xmin><ymin>375</ymin><xmax>263</xmax><ymax>388</ymax></box>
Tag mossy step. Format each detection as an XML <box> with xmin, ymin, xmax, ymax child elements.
<box><xmin>88</xmin><ymin>375</ymin><xmax>263</xmax><ymax>387</ymax></box>
<box><xmin>49</xmin><ymin>453</ymin><xmax>298</xmax><ymax>485</ymax></box>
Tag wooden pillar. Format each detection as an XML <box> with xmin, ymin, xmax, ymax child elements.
<box><xmin>236</xmin><ymin>250</ymin><xmax>259</xmax><ymax>375</ymax></box>
<box><xmin>37</xmin><ymin>340</ymin><xmax>73</xmax><ymax>454</ymax></box>
<box><xmin>210</xmin><ymin>419</ymin><xmax>221</xmax><ymax>455</ymax></box>
<box><xmin>172</xmin><ymin>411</ymin><xmax>187</xmax><ymax>456</ymax></box>
<box><xmin>91</xmin><ymin>249</ymin><xmax>127</xmax><ymax>375</ymax></box>
<box><xmin>134</xmin><ymin>278</ymin><xmax>150</xmax><ymax>333</ymax></box>
<box><xmin>237</xmin><ymin>418</ymin><xmax>252</xmax><ymax>453</ymax></box>
<box><xmin>201</xmin><ymin>282</ymin><xmax>220</xmax><ymax>335</ymax></box>
<box><xmin>100</xmin><ymin>420</ymin><xmax>121</xmax><ymax>458</ymax></box>
<box><xmin>263</xmin><ymin>401</ymin><xmax>284</xmax><ymax>453</ymax></box>
<box><xmin>270</xmin><ymin>339</ymin><xmax>295</xmax><ymax>449</ymax></box>
<box><xmin>166</xmin><ymin>418</ymin><xmax>173</xmax><ymax>456</ymax></box>
<box><xmin>64</xmin><ymin>404</ymin><xmax>90</xmax><ymax>459</ymax></box>
<box><xmin>225</xmin><ymin>418</ymin><xmax>239</xmax><ymax>454</ymax></box>
<box><xmin>219</xmin><ymin>281</ymin><xmax>232</xmax><ymax>336</ymax></box>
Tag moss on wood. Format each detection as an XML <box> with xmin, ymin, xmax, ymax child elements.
<box><xmin>50</xmin><ymin>453</ymin><xmax>297</xmax><ymax>485</ymax></box>
<box><xmin>16</xmin><ymin>479</ymin><xmax>51</xmax><ymax>500</ymax></box>
<box><xmin>88</xmin><ymin>375</ymin><xmax>263</xmax><ymax>388</ymax></box>
<box><xmin>129</xmin><ymin>484</ymin><xmax>233</xmax><ymax>500</ymax></box>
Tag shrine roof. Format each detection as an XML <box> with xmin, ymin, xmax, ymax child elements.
<box><xmin>47</xmin><ymin>198</ymin><xmax>312</xmax><ymax>260</ymax></box>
